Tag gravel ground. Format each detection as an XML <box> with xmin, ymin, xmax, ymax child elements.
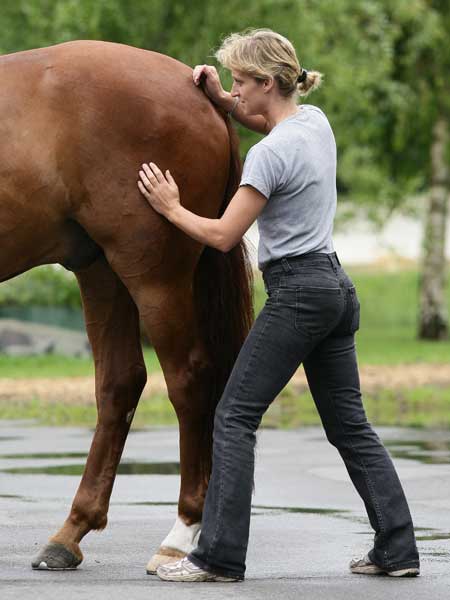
<box><xmin>1</xmin><ymin>364</ymin><xmax>450</xmax><ymax>405</ymax></box>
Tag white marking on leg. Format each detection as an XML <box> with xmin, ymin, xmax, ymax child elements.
<box><xmin>161</xmin><ymin>516</ymin><xmax>201</xmax><ymax>554</ymax></box>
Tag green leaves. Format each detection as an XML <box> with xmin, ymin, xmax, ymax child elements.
<box><xmin>0</xmin><ymin>267</ymin><xmax>81</xmax><ymax>309</ymax></box>
<box><xmin>0</xmin><ymin>0</ymin><xmax>448</xmax><ymax>220</ymax></box>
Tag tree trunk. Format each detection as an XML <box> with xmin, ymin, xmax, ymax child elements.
<box><xmin>418</xmin><ymin>116</ymin><xmax>449</xmax><ymax>340</ymax></box>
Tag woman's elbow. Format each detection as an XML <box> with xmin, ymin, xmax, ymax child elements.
<box><xmin>212</xmin><ymin>222</ymin><xmax>241</xmax><ymax>252</ymax></box>
<box><xmin>216</xmin><ymin>236</ymin><xmax>239</xmax><ymax>253</ymax></box>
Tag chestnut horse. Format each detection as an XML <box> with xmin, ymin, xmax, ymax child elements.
<box><xmin>0</xmin><ymin>40</ymin><xmax>253</xmax><ymax>572</ymax></box>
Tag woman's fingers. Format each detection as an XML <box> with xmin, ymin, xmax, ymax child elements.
<box><xmin>142</xmin><ymin>162</ymin><xmax>163</xmax><ymax>185</ymax></box>
<box><xmin>138</xmin><ymin>161</ymin><xmax>180</xmax><ymax>218</ymax></box>
<box><xmin>192</xmin><ymin>65</ymin><xmax>202</xmax><ymax>84</ymax></box>
<box><xmin>148</xmin><ymin>162</ymin><xmax>165</xmax><ymax>183</ymax></box>
<box><xmin>139</xmin><ymin>168</ymin><xmax>153</xmax><ymax>189</ymax></box>
<box><xmin>193</xmin><ymin>64</ymin><xmax>216</xmax><ymax>85</ymax></box>
<box><xmin>137</xmin><ymin>180</ymin><xmax>151</xmax><ymax>199</ymax></box>
<box><xmin>139</xmin><ymin>162</ymin><xmax>177</xmax><ymax>194</ymax></box>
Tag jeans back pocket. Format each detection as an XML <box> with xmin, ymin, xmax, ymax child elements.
<box><xmin>294</xmin><ymin>287</ymin><xmax>344</xmax><ymax>339</ymax></box>
<box><xmin>330</xmin><ymin>286</ymin><xmax>360</xmax><ymax>337</ymax></box>
<box><xmin>349</xmin><ymin>287</ymin><xmax>360</xmax><ymax>333</ymax></box>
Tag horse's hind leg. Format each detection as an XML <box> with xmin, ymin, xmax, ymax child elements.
<box><xmin>137</xmin><ymin>285</ymin><xmax>216</xmax><ymax>573</ymax></box>
<box><xmin>32</xmin><ymin>256</ymin><xmax>146</xmax><ymax>570</ymax></box>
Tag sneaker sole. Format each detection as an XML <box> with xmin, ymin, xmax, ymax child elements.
<box><xmin>157</xmin><ymin>572</ymin><xmax>239</xmax><ymax>583</ymax></box>
<box><xmin>351</xmin><ymin>565</ymin><xmax>419</xmax><ymax>577</ymax></box>
<box><xmin>350</xmin><ymin>565</ymin><xmax>384</xmax><ymax>575</ymax></box>
<box><xmin>388</xmin><ymin>568</ymin><xmax>420</xmax><ymax>577</ymax></box>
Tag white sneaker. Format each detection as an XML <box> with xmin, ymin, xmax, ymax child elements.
<box><xmin>350</xmin><ymin>554</ymin><xmax>419</xmax><ymax>577</ymax></box>
<box><xmin>156</xmin><ymin>556</ymin><xmax>242</xmax><ymax>582</ymax></box>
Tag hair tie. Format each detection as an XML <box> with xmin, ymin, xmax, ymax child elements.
<box><xmin>297</xmin><ymin>69</ymin><xmax>308</xmax><ymax>83</ymax></box>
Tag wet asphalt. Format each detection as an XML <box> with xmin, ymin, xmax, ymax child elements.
<box><xmin>1</xmin><ymin>421</ymin><xmax>450</xmax><ymax>599</ymax></box>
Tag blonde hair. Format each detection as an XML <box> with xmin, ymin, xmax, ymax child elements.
<box><xmin>215</xmin><ymin>28</ymin><xmax>323</xmax><ymax>98</ymax></box>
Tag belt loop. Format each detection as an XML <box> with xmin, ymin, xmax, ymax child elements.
<box><xmin>281</xmin><ymin>258</ymin><xmax>293</xmax><ymax>273</ymax></box>
<box><xmin>327</xmin><ymin>253</ymin><xmax>338</xmax><ymax>273</ymax></box>
<box><xmin>335</xmin><ymin>252</ymin><xmax>341</xmax><ymax>266</ymax></box>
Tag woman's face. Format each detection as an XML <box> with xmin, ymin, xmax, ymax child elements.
<box><xmin>230</xmin><ymin>69</ymin><xmax>269</xmax><ymax>115</ymax></box>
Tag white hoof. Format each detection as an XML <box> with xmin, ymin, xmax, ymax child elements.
<box><xmin>147</xmin><ymin>517</ymin><xmax>201</xmax><ymax>574</ymax></box>
<box><xmin>146</xmin><ymin>551</ymin><xmax>186</xmax><ymax>574</ymax></box>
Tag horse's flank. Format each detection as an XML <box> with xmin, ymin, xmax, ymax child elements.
<box><xmin>0</xmin><ymin>40</ymin><xmax>229</xmax><ymax>283</ymax></box>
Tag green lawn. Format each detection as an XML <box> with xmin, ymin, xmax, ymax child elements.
<box><xmin>0</xmin><ymin>267</ymin><xmax>449</xmax><ymax>380</ymax></box>
<box><xmin>1</xmin><ymin>266</ymin><xmax>450</xmax><ymax>429</ymax></box>
<box><xmin>348</xmin><ymin>267</ymin><xmax>450</xmax><ymax>364</ymax></box>
<box><xmin>253</xmin><ymin>266</ymin><xmax>450</xmax><ymax>364</ymax></box>
<box><xmin>0</xmin><ymin>348</ymin><xmax>160</xmax><ymax>379</ymax></box>
<box><xmin>3</xmin><ymin>385</ymin><xmax>450</xmax><ymax>429</ymax></box>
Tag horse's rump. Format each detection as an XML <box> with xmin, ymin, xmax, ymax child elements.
<box><xmin>0</xmin><ymin>40</ymin><xmax>230</xmax><ymax>280</ymax></box>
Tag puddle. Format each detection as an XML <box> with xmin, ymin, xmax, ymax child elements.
<box><xmin>422</xmin><ymin>551</ymin><xmax>450</xmax><ymax>558</ymax></box>
<box><xmin>2</xmin><ymin>461</ymin><xmax>180</xmax><ymax>476</ymax></box>
<box><xmin>120</xmin><ymin>501</ymin><xmax>178</xmax><ymax>506</ymax></box>
<box><xmin>252</xmin><ymin>505</ymin><xmax>347</xmax><ymax>516</ymax></box>
<box><xmin>0</xmin><ymin>452</ymin><xmax>87</xmax><ymax>459</ymax></box>
<box><xmin>385</xmin><ymin>439</ymin><xmax>450</xmax><ymax>464</ymax></box>
<box><xmin>119</xmin><ymin>501</ymin><xmax>346</xmax><ymax>516</ymax></box>
<box><xmin>416</xmin><ymin>533</ymin><xmax>450</xmax><ymax>542</ymax></box>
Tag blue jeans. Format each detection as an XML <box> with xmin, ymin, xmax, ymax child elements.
<box><xmin>188</xmin><ymin>252</ymin><xmax>419</xmax><ymax>579</ymax></box>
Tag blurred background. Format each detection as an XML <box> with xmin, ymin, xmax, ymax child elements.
<box><xmin>0</xmin><ymin>0</ymin><xmax>449</xmax><ymax>429</ymax></box>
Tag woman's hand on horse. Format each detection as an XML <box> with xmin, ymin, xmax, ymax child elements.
<box><xmin>138</xmin><ymin>163</ymin><xmax>180</xmax><ymax>218</ymax></box>
<box><xmin>192</xmin><ymin>65</ymin><xmax>225</xmax><ymax>104</ymax></box>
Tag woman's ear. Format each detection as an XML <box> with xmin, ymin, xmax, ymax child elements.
<box><xmin>262</xmin><ymin>76</ymin><xmax>275</xmax><ymax>93</ymax></box>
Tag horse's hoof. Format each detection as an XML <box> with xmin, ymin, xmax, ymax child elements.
<box><xmin>31</xmin><ymin>542</ymin><xmax>82</xmax><ymax>570</ymax></box>
<box><xmin>146</xmin><ymin>550</ymin><xmax>186</xmax><ymax>575</ymax></box>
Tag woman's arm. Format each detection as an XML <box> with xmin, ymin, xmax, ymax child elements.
<box><xmin>193</xmin><ymin>65</ymin><xmax>268</xmax><ymax>135</ymax></box>
<box><xmin>218</xmin><ymin>91</ymin><xmax>268</xmax><ymax>135</ymax></box>
<box><xmin>138</xmin><ymin>162</ymin><xmax>267</xmax><ymax>252</ymax></box>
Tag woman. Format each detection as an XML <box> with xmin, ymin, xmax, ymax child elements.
<box><xmin>137</xmin><ymin>28</ymin><xmax>420</xmax><ymax>583</ymax></box>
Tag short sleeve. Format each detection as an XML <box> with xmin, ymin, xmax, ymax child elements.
<box><xmin>239</xmin><ymin>143</ymin><xmax>284</xmax><ymax>200</ymax></box>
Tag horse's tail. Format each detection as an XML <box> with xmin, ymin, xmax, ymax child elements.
<box><xmin>193</xmin><ymin>115</ymin><xmax>254</xmax><ymax>483</ymax></box>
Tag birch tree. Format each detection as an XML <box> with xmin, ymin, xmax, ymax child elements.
<box><xmin>381</xmin><ymin>0</ymin><xmax>450</xmax><ymax>339</ymax></box>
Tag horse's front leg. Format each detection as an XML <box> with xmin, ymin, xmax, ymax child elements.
<box><xmin>32</xmin><ymin>256</ymin><xmax>146</xmax><ymax>570</ymax></box>
<box><xmin>136</xmin><ymin>286</ymin><xmax>216</xmax><ymax>574</ymax></box>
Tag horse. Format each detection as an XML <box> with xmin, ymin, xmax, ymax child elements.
<box><xmin>0</xmin><ymin>39</ymin><xmax>253</xmax><ymax>572</ymax></box>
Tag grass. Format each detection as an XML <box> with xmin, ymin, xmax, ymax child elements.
<box><xmin>0</xmin><ymin>394</ymin><xmax>177</xmax><ymax>428</ymax></box>
<box><xmin>3</xmin><ymin>386</ymin><xmax>450</xmax><ymax>429</ymax></box>
<box><xmin>1</xmin><ymin>266</ymin><xmax>450</xmax><ymax>428</ymax></box>
<box><xmin>0</xmin><ymin>348</ymin><xmax>161</xmax><ymax>379</ymax></box>
<box><xmin>262</xmin><ymin>385</ymin><xmax>450</xmax><ymax>430</ymax></box>
<box><xmin>348</xmin><ymin>267</ymin><xmax>450</xmax><ymax>364</ymax></box>
<box><xmin>1</xmin><ymin>266</ymin><xmax>449</xmax><ymax>380</ymax></box>
<box><xmin>253</xmin><ymin>266</ymin><xmax>450</xmax><ymax>364</ymax></box>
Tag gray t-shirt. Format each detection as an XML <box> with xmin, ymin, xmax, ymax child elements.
<box><xmin>239</xmin><ymin>104</ymin><xmax>336</xmax><ymax>270</ymax></box>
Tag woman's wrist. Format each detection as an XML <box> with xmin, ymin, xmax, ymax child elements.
<box><xmin>219</xmin><ymin>91</ymin><xmax>235</xmax><ymax>113</ymax></box>
<box><xmin>165</xmin><ymin>203</ymin><xmax>183</xmax><ymax>225</ymax></box>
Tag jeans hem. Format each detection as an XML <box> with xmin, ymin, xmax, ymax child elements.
<box><xmin>187</xmin><ymin>553</ymin><xmax>245</xmax><ymax>580</ymax></box>
<box><xmin>368</xmin><ymin>549</ymin><xmax>420</xmax><ymax>571</ymax></box>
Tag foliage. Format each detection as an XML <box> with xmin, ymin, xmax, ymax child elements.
<box><xmin>0</xmin><ymin>266</ymin><xmax>81</xmax><ymax>308</ymax></box>
<box><xmin>1</xmin><ymin>0</ymin><xmax>448</xmax><ymax>221</ymax></box>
